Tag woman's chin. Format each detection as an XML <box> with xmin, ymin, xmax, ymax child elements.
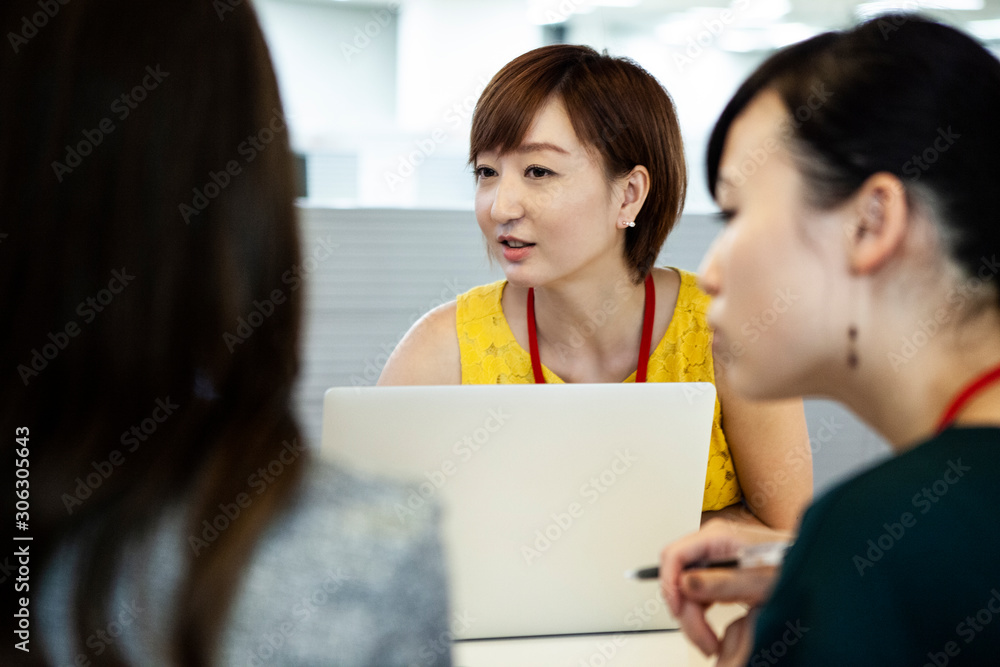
<box><xmin>502</xmin><ymin>267</ymin><xmax>541</xmax><ymax>289</ymax></box>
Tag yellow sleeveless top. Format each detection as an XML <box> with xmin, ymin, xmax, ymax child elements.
<box><xmin>455</xmin><ymin>268</ymin><xmax>741</xmax><ymax>512</ymax></box>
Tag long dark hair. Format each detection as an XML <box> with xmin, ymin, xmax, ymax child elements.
<box><xmin>707</xmin><ymin>14</ymin><xmax>1000</xmax><ymax>302</ymax></box>
<box><xmin>1</xmin><ymin>1</ymin><xmax>305</xmax><ymax>664</ymax></box>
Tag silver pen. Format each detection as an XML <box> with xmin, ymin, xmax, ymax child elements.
<box><xmin>624</xmin><ymin>540</ymin><xmax>792</xmax><ymax>580</ymax></box>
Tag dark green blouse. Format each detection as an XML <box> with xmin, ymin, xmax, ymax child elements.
<box><xmin>753</xmin><ymin>427</ymin><xmax>1000</xmax><ymax>666</ymax></box>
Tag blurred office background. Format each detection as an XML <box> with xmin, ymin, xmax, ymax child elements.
<box><xmin>255</xmin><ymin>0</ymin><xmax>1000</xmax><ymax>494</ymax></box>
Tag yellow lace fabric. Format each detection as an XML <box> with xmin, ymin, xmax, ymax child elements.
<box><xmin>455</xmin><ymin>269</ymin><xmax>741</xmax><ymax>511</ymax></box>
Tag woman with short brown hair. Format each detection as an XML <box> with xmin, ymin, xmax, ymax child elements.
<box><xmin>380</xmin><ymin>44</ymin><xmax>812</xmax><ymax>530</ymax></box>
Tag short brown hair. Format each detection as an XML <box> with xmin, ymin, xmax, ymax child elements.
<box><xmin>470</xmin><ymin>44</ymin><xmax>687</xmax><ymax>282</ymax></box>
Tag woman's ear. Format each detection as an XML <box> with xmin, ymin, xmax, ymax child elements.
<box><xmin>619</xmin><ymin>165</ymin><xmax>651</xmax><ymax>223</ymax></box>
<box><xmin>846</xmin><ymin>172</ymin><xmax>909</xmax><ymax>275</ymax></box>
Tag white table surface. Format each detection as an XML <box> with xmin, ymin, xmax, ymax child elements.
<box><xmin>453</xmin><ymin>604</ymin><xmax>745</xmax><ymax>667</ymax></box>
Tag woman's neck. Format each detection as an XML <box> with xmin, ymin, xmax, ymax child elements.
<box><xmin>527</xmin><ymin>265</ymin><xmax>651</xmax><ymax>383</ymax></box>
<box><xmin>830</xmin><ymin>307</ymin><xmax>1000</xmax><ymax>451</ymax></box>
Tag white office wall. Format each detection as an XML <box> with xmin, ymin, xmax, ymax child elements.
<box><xmin>253</xmin><ymin>0</ymin><xmax>773</xmax><ymax>211</ymax></box>
<box><xmin>396</xmin><ymin>0</ymin><xmax>540</xmax><ymax>131</ymax></box>
<box><xmin>563</xmin><ymin>16</ymin><xmax>765</xmax><ymax>213</ymax></box>
<box><xmin>254</xmin><ymin>0</ymin><xmax>398</xmax><ymax>149</ymax></box>
<box><xmin>256</xmin><ymin>0</ymin><xmax>1000</xmax><ymax>210</ymax></box>
<box><xmin>255</xmin><ymin>0</ymin><xmax>541</xmax><ymax>208</ymax></box>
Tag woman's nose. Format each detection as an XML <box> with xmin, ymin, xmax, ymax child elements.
<box><xmin>491</xmin><ymin>173</ymin><xmax>525</xmax><ymax>223</ymax></box>
<box><xmin>698</xmin><ymin>233</ymin><xmax>724</xmax><ymax>298</ymax></box>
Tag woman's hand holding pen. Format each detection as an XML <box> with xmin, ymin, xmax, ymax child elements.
<box><xmin>659</xmin><ymin>519</ymin><xmax>795</xmax><ymax>664</ymax></box>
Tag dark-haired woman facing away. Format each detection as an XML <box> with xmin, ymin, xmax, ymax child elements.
<box><xmin>0</xmin><ymin>2</ymin><xmax>449</xmax><ymax>665</ymax></box>
<box><xmin>660</xmin><ymin>14</ymin><xmax>1000</xmax><ymax>666</ymax></box>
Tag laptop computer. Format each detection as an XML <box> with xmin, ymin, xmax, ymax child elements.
<box><xmin>320</xmin><ymin>382</ymin><xmax>715</xmax><ymax>640</ymax></box>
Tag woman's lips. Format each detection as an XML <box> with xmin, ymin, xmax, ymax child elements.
<box><xmin>502</xmin><ymin>245</ymin><xmax>532</xmax><ymax>262</ymax></box>
<box><xmin>500</xmin><ymin>239</ymin><xmax>534</xmax><ymax>262</ymax></box>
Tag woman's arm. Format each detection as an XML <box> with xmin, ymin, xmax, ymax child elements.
<box><xmin>704</xmin><ymin>357</ymin><xmax>813</xmax><ymax>530</ymax></box>
<box><xmin>377</xmin><ymin>301</ymin><xmax>462</xmax><ymax>386</ymax></box>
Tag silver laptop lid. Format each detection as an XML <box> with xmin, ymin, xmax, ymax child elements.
<box><xmin>321</xmin><ymin>382</ymin><xmax>716</xmax><ymax>639</ymax></box>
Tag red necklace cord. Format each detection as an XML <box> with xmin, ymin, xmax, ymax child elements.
<box><xmin>526</xmin><ymin>285</ymin><xmax>545</xmax><ymax>383</ymax></box>
<box><xmin>527</xmin><ymin>274</ymin><xmax>655</xmax><ymax>384</ymax></box>
<box><xmin>935</xmin><ymin>361</ymin><xmax>1000</xmax><ymax>433</ymax></box>
<box><xmin>636</xmin><ymin>274</ymin><xmax>655</xmax><ymax>383</ymax></box>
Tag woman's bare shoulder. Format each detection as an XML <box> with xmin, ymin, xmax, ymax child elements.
<box><xmin>377</xmin><ymin>301</ymin><xmax>461</xmax><ymax>385</ymax></box>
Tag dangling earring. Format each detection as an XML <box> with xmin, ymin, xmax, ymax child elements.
<box><xmin>845</xmin><ymin>267</ymin><xmax>865</xmax><ymax>369</ymax></box>
<box><xmin>847</xmin><ymin>325</ymin><xmax>859</xmax><ymax>369</ymax></box>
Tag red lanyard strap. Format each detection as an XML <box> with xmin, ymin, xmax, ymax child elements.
<box><xmin>527</xmin><ymin>274</ymin><xmax>655</xmax><ymax>384</ymax></box>
<box><xmin>526</xmin><ymin>286</ymin><xmax>545</xmax><ymax>383</ymax></box>
<box><xmin>635</xmin><ymin>273</ymin><xmax>655</xmax><ymax>383</ymax></box>
<box><xmin>935</xmin><ymin>361</ymin><xmax>1000</xmax><ymax>433</ymax></box>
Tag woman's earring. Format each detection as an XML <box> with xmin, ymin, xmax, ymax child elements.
<box><xmin>847</xmin><ymin>325</ymin><xmax>859</xmax><ymax>368</ymax></box>
<box><xmin>622</xmin><ymin>220</ymin><xmax>635</xmax><ymax>228</ymax></box>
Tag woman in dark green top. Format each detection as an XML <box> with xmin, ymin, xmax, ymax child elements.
<box><xmin>660</xmin><ymin>14</ymin><xmax>1000</xmax><ymax>667</ymax></box>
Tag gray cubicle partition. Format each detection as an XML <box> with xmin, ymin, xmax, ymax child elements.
<box><xmin>293</xmin><ymin>205</ymin><xmax>891</xmax><ymax>496</ymax></box>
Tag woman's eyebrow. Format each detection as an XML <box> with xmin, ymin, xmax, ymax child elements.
<box><xmin>517</xmin><ymin>142</ymin><xmax>570</xmax><ymax>155</ymax></box>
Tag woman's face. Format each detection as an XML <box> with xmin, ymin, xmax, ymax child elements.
<box><xmin>473</xmin><ymin>96</ymin><xmax>627</xmax><ymax>288</ymax></box>
<box><xmin>699</xmin><ymin>90</ymin><xmax>850</xmax><ymax>400</ymax></box>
